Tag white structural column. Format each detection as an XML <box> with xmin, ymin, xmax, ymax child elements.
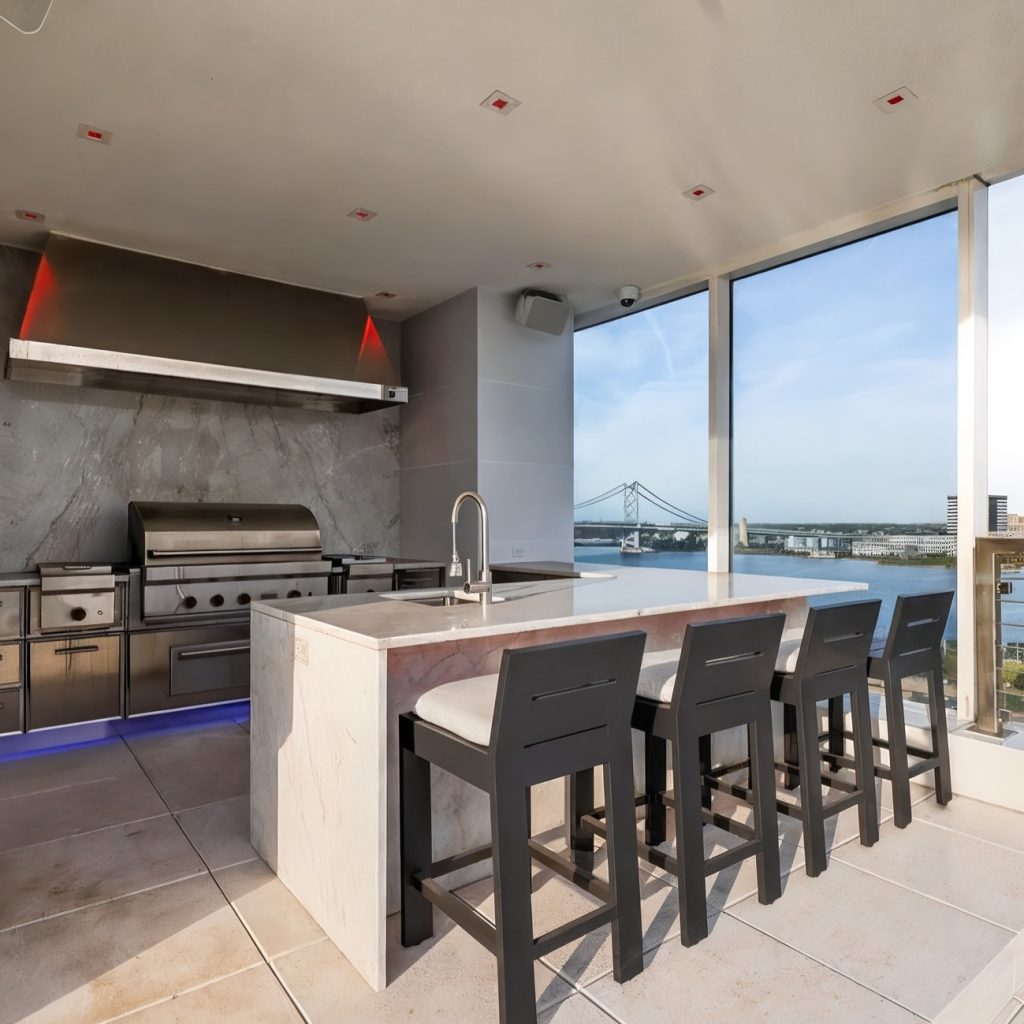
<box><xmin>956</xmin><ymin>177</ymin><xmax>989</xmax><ymax>723</ymax></box>
<box><xmin>708</xmin><ymin>275</ymin><xmax>732</xmax><ymax>572</ymax></box>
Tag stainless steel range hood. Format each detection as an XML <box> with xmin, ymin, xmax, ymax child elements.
<box><xmin>6</xmin><ymin>236</ymin><xmax>407</xmax><ymax>414</ymax></box>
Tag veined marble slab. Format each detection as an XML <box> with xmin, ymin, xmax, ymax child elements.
<box><xmin>251</xmin><ymin>565</ymin><xmax>868</xmax><ymax>993</ymax></box>
<box><xmin>252</xmin><ymin>564</ymin><xmax>867</xmax><ymax>650</ymax></box>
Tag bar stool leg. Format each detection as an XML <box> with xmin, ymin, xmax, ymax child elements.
<box><xmin>490</xmin><ymin>784</ymin><xmax>538</xmax><ymax>1024</ymax></box>
<box><xmin>850</xmin><ymin>685</ymin><xmax>879</xmax><ymax>847</ymax></box>
<box><xmin>672</xmin><ymin>728</ymin><xmax>710</xmax><ymax>946</ymax></box>
<box><xmin>603</xmin><ymin>743</ymin><xmax>645</xmax><ymax>982</ymax></box>
<box><xmin>400</xmin><ymin>741</ymin><xmax>434</xmax><ymax>946</ymax></box>
<box><xmin>881</xmin><ymin>666</ymin><xmax>913</xmax><ymax>829</ymax></box>
<box><xmin>827</xmin><ymin>697</ymin><xmax>845</xmax><ymax>765</ymax></box>
<box><xmin>644</xmin><ymin>733</ymin><xmax>668</xmax><ymax>847</ymax></box>
<box><xmin>567</xmin><ymin>769</ymin><xmax>595</xmax><ymax>865</ymax></box>
<box><xmin>928</xmin><ymin>665</ymin><xmax>953</xmax><ymax>805</ymax></box>
<box><xmin>749</xmin><ymin>712</ymin><xmax>781</xmax><ymax>904</ymax></box>
<box><xmin>796</xmin><ymin>697</ymin><xmax>828</xmax><ymax>877</ymax></box>
<box><xmin>699</xmin><ymin>734</ymin><xmax>712</xmax><ymax>811</ymax></box>
<box><xmin>783</xmin><ymin>704</ymin><xmax>800</xmax><ymax>790</ymax></box>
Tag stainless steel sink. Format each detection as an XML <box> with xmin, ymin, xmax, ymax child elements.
<box><xmin>379</xmin><ymin>589</ymin><xmax>506</xmax><ymax>607</ymax></box>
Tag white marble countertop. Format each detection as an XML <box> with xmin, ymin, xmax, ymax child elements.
<box><xmin>251</xmin><ymin>563</ymin><xmax>867</xmax><ymax>650</ymax></box>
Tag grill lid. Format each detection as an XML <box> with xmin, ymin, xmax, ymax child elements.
<box><xmin>129</xmin><ymin>501</ymin><xmax>323</xmax><ymax>566</ymax></box>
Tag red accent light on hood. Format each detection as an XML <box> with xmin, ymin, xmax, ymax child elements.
<box><xmin>19</xmin><ymin>254</ymin><xmax>56</xmax><ymax>339</ymax></box>
<box><xmin>355</xmin><ymin>315</ymin><xmax>397</xmax><ymax>382</ymax></box>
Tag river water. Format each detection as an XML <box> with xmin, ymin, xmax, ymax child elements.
<box><xmin>572</xmin><ymin>547</ymin><xmax>959</xmax><ymax>641</ymax></box>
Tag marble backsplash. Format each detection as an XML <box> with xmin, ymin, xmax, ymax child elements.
<box><xmin>0</xmin><ymin>244</ymin><xmax>400</xmax><ymax>569</ymax></box>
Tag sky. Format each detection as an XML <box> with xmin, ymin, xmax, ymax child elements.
<box><xmin>576</xmin><ymin>193</ymin><xmax>1024</xmax><ymax>525</ymax></box>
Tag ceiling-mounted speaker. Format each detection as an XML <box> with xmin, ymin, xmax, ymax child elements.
<box><xmin>515</xmin><ymin>290</ymin><xmax>571</xmax><ymax>336</ymax></box>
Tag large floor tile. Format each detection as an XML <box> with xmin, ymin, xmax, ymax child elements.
<box><xmin>832</xmin><ymin>818</ymin><xmax>1024</xmax><ymax>930</ymax></box>
<box><xmin>124</xmin><ymin>721</ymin><xmax>249</xmax><ymax>812</ymax></box>
<box><xmin>583</xmin><ymin>911</ymin><xmax>917</xmax><ymax>1024</ymax></box>
<box><xmin>727</xmin><ymin>859</ymin><xmax>1014</xmax><ymax>1019</ymax></box>
<box><xmin>274</xmin><ymin>915</ymin><xmax>576</xmax><ymax>1023</ymax></box>
<box><xmin>0</xmin><ymin>873</ymin><xmax>261</xmax><ymax>1024</ymax></box>
<box><xmin>114</xmin><ymin>964</ymin><xmax>302</xmax><ymax>1024</ymax></box>
<box><xmin>214</xmin><ymin>857</ymin><xmax>326</xmax><ymax>958</ymax></box>
<box><xmin>0</xmin><ymin>772</ymin><xmax>167</xmax><ymax>854</ymax></box>
<box><xmin>0</xmin><ymin>814</ymin><xmax>205</xmax><ymax>932</ymax></box>
<box><xmin>0</xmin><ymin>739</ymin><xmax>142</xmax><ymax>801</ymax></box>
<box><xmin>907</xmin><ymin>794</ymin><xmax>1024</xmax><ymax>853</ymax></box>
<box><xmin>175</xmin><ymin>795</ymin><xmax>257</xmax><ymax>871</ymax></box>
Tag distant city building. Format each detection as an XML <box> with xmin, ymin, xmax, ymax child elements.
<box><xmin>1008</xmin><ymin>513</ymin><xmax>1024</xmax><ymax>532</ymax></box>
<box><xmin>946</xmin><ymin>494</ymin><xmax>1007</xmax><ymax>533</ymax></box>
<box><xmin>785</xmin><ymin>534</ymin><xmax>843</xmax><ymax>553</ymax></box>
<box><xmin>852</xmin><ymin>534</ymin><xmax>956</xmax><ymax>558</ymax></box>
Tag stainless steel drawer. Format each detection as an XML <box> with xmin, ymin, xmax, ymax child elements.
<box><xmin>0</xmin><ymin>589</ymin><xmax>24</xmax><ymax>640</ymax></box>
<box><xmin>0</xmin><ymin>686</ymin><xmax>22</xmax><ymax>734</ymax></box>
<box><xmin>29</xmin><ymin>635</ymin><xmax>122</xmax><ymax>730</ymax></box>
<box><xmin>129</xmin><ymin>624</ymin><xmax>249</xmax><ymax>716</ymax></box>
<box><xmin>0</xmin><ymin>642</ymin><xmax>21</xmax><ymax>686</ymax></box>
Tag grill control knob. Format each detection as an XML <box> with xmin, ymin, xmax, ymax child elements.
<box><xmin>287</xmin><ymin>589</ymin><xmax>302</xmax><ymax>599</ymax></box>
<box><xmin>210</xmin><ymin>594</ymin><xmax>225</xmax><ymax>607</ymax></box>
<box><xmin>183</xmin><ymin>596</ymin><xmax>198</xmax><ymax>610</ymax></box>
<box><xmin>237</xmin><ymin>593</ymin><xmax>251</xmax><ymax>605</ymax></box>
<box><xmin>70</xmin><ymin>607</ymin><xmax>88</xmax><ymax>622</ymax></box>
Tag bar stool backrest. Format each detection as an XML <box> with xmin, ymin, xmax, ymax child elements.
<box><xmin>670</xmin><ymin>613</ymin><xmax>786</xmax><ymax>714</ymax></box>
<box><xmin>883</xmin><ymin>591</ymin><xmax>954</xmax><ymax>661</ymax></box>
<box><xmin>794</xmin><ymin>600</ymin><xmax>882</xmax><ymax>684</ymax></box>
<box><xmin>489</xmin><ymin>631</ymin><xmax>646</xmax><ymax>768</ymax></box>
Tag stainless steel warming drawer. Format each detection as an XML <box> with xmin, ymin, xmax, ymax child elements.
<box><xmin>129</xmin><ymin>624</ymin><xmax>250</xmax><ymax>716</ymax></box>
<box><xmin>28</xmin><ymin>635</ymin><xmax>122</xmax><ymax>730</ymax></box>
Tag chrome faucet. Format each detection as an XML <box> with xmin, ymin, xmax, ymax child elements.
<box><xmin>449</xmin><ymin>490</ymin><xmax>492</xmax><ymax>604</ymax></box>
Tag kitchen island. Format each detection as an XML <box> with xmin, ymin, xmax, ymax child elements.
<box><xmin>249</xmin><ymin>564</ymin><xmax>866</xmax><ymax>990</ymax></box>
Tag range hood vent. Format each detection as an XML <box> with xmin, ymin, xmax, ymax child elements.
<box><xmin>6</xmin><ymin>236</ymin><xmax>407</xmax><ymax>414</ymax></box>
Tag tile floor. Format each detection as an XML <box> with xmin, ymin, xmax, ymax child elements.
<box><xmin>1</xmin><ymin>704</ymin><xmax>1022</xmax><ymax>1024</ymax></box>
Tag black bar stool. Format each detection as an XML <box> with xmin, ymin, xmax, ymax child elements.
<box><xmin>828</xmin><ymin>591</ymin><xmax>954</xmax><ymax>829</ymax></box>
<box><xmin>775</xmin><ymin>600</ymin><xmax>881</xmax><ymax>877</ymax></box>
<box><xmin>399</xmin><ymin>631</ymin><xmax>647</xmax><ymax>1024</ymax></box>
<box><xmin>576</xmin><ymin>613</ymin><xmax>786</xmax><ymax>947</ymax></box>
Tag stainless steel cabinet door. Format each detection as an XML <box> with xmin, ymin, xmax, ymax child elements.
<box><xmin>0</xmin><ymin>686</ymin><xmax>21</xmax><ymax>734</ymax></box>
<box><xmin>29</xmin><ymin>636</ymin><xmax>122</xmax><ymax>729</ymax></box>
<box><xmin>0</xmin><ymin>589</ymin><xmax>24</xmax><ymax>640</ymax></box>
<box><xmin>0</xmin><ymin>642</ymin><xmax>20</xmax><ymax>686</ymax></box>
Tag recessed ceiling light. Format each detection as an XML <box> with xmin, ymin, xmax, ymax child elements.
<box><xmin>348</xmin><ymin>208</ymin><xmax>378</xmax><ymax>222</ymax></box>
<box><xmin>481</xmin><ymin>90</ymin><xmax>521</xmax><ymax>115</ymax></box>
<box><xmin>526</xmin><ymin>261</ymin><xmax>551</xmax><ymax>270</ymax></box>
<box><xmin>76</xmin><ymin>122</ymin><xmax>113</xmax><ymax>144</ymax></box>
<box><xmin>873</xmin><ymin>87</ymin><xmax>917</xmax><ymax>113</ymax></box>
<box><xmin>15</xmin><ymin>209</ymin><xmax>45</xmax><ymax>223</ymax></box>
<box><xmin>374</xmin><ymin>291</ymin><xmax>398</xmax><ymax>299</ymax></box>
<box><xmin>683</xmin><ymin>184</ymin><xmax>714</xmax><ymax>201</ymax></box>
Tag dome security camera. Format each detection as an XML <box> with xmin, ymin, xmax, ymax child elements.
<box><xmin>617</xmin><ymin>285</ymin><xmax>641</xmax><ymax>308</ymax></box>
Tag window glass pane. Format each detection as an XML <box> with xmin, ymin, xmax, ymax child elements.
<box><xmin>574</xmin><ymin>292</ymin><xmax>709</xmax><ymax>569</ymax></box>
<box><xmin>988</xmin><ymin>173</ymin><xmax>1024</xmax><ymax>727</ymax></box>
<box><xmin>732</xmin><ymin>214</ymin><xmax>958</xmax><ymax>697</ymax></box>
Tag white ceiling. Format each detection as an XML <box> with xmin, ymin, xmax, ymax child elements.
<box><xmin>1</xmin><ymin>0</ymin><xmax>1023</xmax><ymax>319</ymax></box>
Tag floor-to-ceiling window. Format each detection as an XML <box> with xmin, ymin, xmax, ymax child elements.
<box><xmin>988</xmin><ymin>173</ymin><xmax>1024</xmax><ymax>727</ymax></box>
<box><xmin>574</xmin><ymin>291</ymin><xmax>709</xmax><ymax>569</ymax></box>
<box><xmin>731</xmin><ymin>213</ymin><xmax>959</xmax><ymax>698</ymax></box>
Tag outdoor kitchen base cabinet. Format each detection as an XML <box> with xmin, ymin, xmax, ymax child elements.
<box><xmin>28</xmin><ymin>636</ymin><xmax>122</xmax><ymax>729</ymax></box>
<box><xmin>129</xmin><ymin>625</ymin><xmax>249</xmax><ymax>715</ymax></box>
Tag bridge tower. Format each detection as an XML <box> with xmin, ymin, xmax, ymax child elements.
<box><xmin>623</xmin><ymin>481</ymin><xmax>640</xmax><ymax>528</ymax></box>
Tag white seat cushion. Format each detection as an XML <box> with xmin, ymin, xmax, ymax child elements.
<box><xmin>414</xmin><ymin>674</ymin><xmax>499</xmax><ymax>746</ymax></box>
<box><xmin>636</xmin><ymin>649</ymin><xmax>680</xmax><ymax>704</ymax></box>
<box><xmin>775</xmin><ymin>629</ymin><xmax>805</xmax><ymax>673</ymax></box>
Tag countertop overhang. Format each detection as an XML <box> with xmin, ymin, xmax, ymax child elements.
<box><xmin>251</xmin><ymin>564</ymin><xmax>868</xmax><ymax>651</ymax></box>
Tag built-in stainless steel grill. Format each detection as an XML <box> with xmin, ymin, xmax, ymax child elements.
<box><xmin>128</xmin><ymin>501</ymin><xmax>331</xmax><ymax>625</ymax></box>
<box><xmin>126</xmin><ymin>501</ymin><xmax>332</xmax><ymax>716</ymax></box>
